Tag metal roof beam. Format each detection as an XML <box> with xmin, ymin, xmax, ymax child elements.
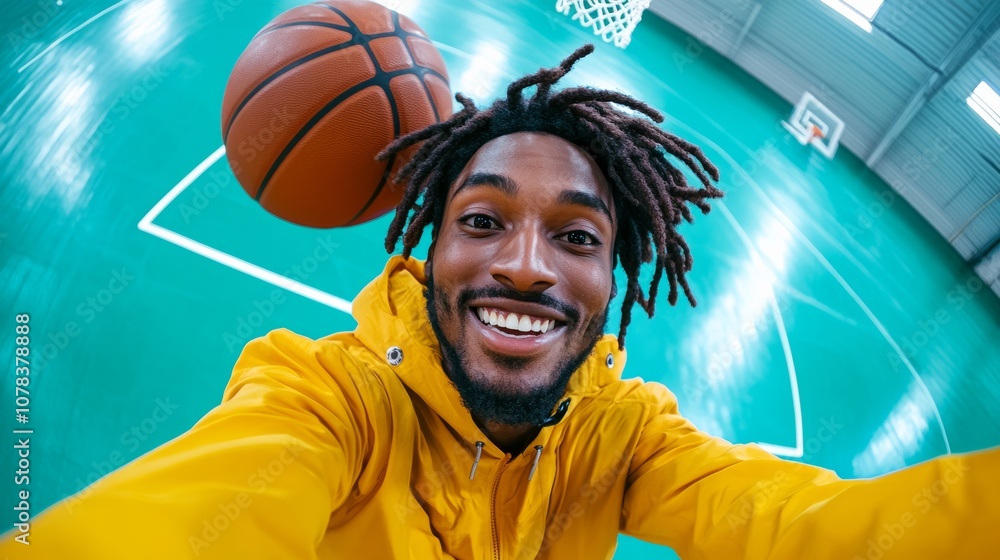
<box><xmin>728</xmin><ymin>2</ymin><xmax>762</xmax><ymax>57</ymax></box>
<box><xmin>865</xmin><ymin>3</ymin><xmax>1000</xmax><ymax>168</ymax></box>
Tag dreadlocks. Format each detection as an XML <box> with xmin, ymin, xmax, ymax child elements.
<box><xmin>377</xmin><ymin>44</ymin><xmax>723</xmax><ymax>348</ymax></box>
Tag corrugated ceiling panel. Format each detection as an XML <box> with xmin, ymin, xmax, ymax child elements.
<box><xmin>945</xmin><ymin>177</ymin><xmax>990</xmax><ymax>222</ymax></box>
<box><xmin>873</xmin><ymin>137</ymin><xmax>958</xmax><ymax>239</ymax></box>
<box><xmin>873</xmin><ymin>92</ymin><xmax>987</xmax><ymax>243</ymax></box>
<box><xmin>946</xmin><ymin>176</ymin><xmax>1000</xmax><ymax>259</ymax></box>
<box><xmin>875</xmin><ymin>0</ymin><xmax>989</xmax><ymax>67</ymax></box>
<box><xmin>973</xmin><ymin>244</ymin><xmax>1000</xmax><ymax>296</ymax></box>
<box><xmin>966</xmin><ymin>200</ymin><xmax>1000</xmax><ymax>255</ymax></box>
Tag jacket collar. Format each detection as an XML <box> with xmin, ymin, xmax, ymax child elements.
<box><xmin>352</xmin><ymin>256</ymin><xmax>628</xmax><ymax>455</ymax></box>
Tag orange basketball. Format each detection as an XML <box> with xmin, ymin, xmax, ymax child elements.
<box><xmin>221</xmin><ymin>0</ymin><xmax>452</xmax><ymax>228</ymax></box>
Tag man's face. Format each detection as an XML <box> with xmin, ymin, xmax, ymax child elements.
<box><xmin>425</xmin><ymin>132</ymin><xmax>616</xmax><ymax>426</ymax></box>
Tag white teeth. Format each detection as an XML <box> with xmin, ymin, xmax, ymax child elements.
<box><xmin>475</xmin><ymin>307</ymin><xmax>557</xmax><ymax>335</ymax></box>
<box><xmin>505</xmin><ymin>313</ymin><xmax>519</xmax><ymax>329</ymax></box>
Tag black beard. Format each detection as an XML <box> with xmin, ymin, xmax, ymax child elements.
<box><xmin>424</xmin><ymin>270</ymin><xmax>607</xmax><ymax>427</ymax></box>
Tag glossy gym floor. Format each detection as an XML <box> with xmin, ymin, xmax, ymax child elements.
<box><xmin>2</xmin><ymin>1</ymin><xmax>999</xmax><ymax>557</ymax></box>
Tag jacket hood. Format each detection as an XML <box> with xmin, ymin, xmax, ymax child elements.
<box><xmin>352</xmin><ymin>256</ymin><xmax>628</xmax><ymax>459</ymax></box>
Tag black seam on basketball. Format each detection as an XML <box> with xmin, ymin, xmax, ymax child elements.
<box><xmin>345</xmin><ymin>11</ymin><xmax>404</xmax><ymax>225</ymax></box>
<box><xmin>394</xmin><ymin>11</ymin><xmax>442</xmax><ymax>123</ymax></box>
<box><xmin>415</xmin><ymin>76</ymin><xmax>442</xmax><ymax>122</ymax></box>
<box><xmin>317</xmin><ymin>4</ymin><xmax>430</xmax><ymax>41</ymax></box>
<box><xmin>224</xmin><ymin>40</ymin><xmax>360</xmax><ymax>143</ymax></box>
<box><xmin>256</xmin><ymin>78</ymin><xmax>380</xmax><ymax>200</ymax></box>
<box><xmin>348</xmin><ymin>152</ymin><xmax>397</xmax><ymax>225</ymax></box>
<box><xmin>259</xmin><ymin>24</ymin><xmax>417</xmax><ymax>41</ymax></box>
<box><xmin>257</xmin><ymin>21</ymin><xmax>353</xmax><ymax>37</ymax></box>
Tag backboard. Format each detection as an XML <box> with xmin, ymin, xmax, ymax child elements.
<box><xmin>781</xmin><ymin>91</ymin><xmax>844</xmax><ymax>159</ymax></box>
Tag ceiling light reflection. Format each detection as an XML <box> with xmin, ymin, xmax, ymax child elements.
<box><xmin>852</xmin><ymin>387</ymin><xmax>931</xmax><ymax>477</ymax></box>
<box><xmin>455</xmin><ymin>41</ymin><xmax>509</xmax><ymax>104</ymax></box>
<box><xmin>118</xmin><ymin>0</ymin><xmax>172</xmax><ymax>63</ymax></box>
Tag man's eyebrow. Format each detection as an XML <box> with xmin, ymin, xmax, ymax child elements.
<box><xmin>451</xmin><ymin>173</ymin><xmax>519</xmax><ymax>199</ymax></box>
<box><xmin>558</xmin><ymin>190</ymin><xmax>613</xmax><ymax>224</ymax></box>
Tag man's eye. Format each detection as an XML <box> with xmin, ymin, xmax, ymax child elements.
<box><xmin>563</xmin><ymin>231</ymin><xmax>599</xmax><ymax>245</ymax></box>
<box><xmin>462</xmin><ymin>214</ymin><xmax>499</xmax><ymax>230</ymax></box>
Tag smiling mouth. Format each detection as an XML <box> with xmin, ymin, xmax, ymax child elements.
<box><xmin>472</xmin><ymin>307</ymin><xmax>559</xmax><ymax>336</ymax></box>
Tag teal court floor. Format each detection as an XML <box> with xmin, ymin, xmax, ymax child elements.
<box><xmin>2</xmin><ymin>1</ymin><xmax>1000</xmax><ymax>558</ymax></box>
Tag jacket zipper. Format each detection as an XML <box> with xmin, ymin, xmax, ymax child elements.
<box><xmin>490</xmin><ymin>454</ymin><xmax>512</xmax><ymax>560</ymax></box>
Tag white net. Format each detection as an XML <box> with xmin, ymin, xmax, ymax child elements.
<box><xmin>556</xmin><ymin>0</ymin><xmax>652</xmax><ymax>48</ymax></box>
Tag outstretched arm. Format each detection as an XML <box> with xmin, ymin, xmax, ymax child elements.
<box><xmin>621</xmin><ymin>382</ymin><xmax>1000</xmax><ymax>559</ymax></box>
<box><xmin>1</xmin><ymin>329</ymin><xmax>383</xmax><ymax>559</ymax></box>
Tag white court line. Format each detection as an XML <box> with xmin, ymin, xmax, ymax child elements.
<box><xmin>18</xmin><ymin>0</ymin><xmax>132</xmax><ymax>73</ymax></box>
<box><xmin>689</xmin><ymin>132</ymin><xmax>952</xmax><ymax>454</ymax></box>
<box><xmin>717</xmin><ymin>201</ymin><xmax>804</xmax><ymax>458</ymax></box>
<box><xmin>138</xmin><ymin>145</ymin><xmax>227</xmax><ymax>226</ymax></box>
<box><xmin>137</xmin><ymin>146</ymin><xmax>353</xmax><ymax>316</ymax></box>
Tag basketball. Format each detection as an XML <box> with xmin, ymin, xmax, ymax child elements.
<box><xmin>221</xmin><ymin>0</ymin><xmax>452</xmax><ymax>228</ymax></box>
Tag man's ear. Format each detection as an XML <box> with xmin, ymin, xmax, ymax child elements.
<box><xmin>610</xmin><ymin>277</ymin><xmax>618</xmax><ymax>300</ymax></box>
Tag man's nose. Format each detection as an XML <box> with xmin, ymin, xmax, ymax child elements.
<box><xmin>489</xmin><ymin>227</ymin><xmax>558</xmax><ymax>293</ymax></box>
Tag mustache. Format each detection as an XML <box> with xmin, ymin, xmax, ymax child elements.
<box><xmin>456</xmin><ymin>285</ymin><xmax>580</xmax><ymax>325</ymax></box>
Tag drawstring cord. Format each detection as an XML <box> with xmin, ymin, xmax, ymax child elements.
<box><xmin>468</xmin><ymin>442</ymin><xmax>546</xmax><ymax>482</ymax></box>
<box><xmin>469</xmin><ymin>441</ymin><xmax>484</xmax><ymax>480</ymax></box>
<box><xmin>528</xmin><ymin>445</ymin><xmax>543</xmax><ymax>481</ymax></box>
<box><xmin>468</xmin><ymin>398</ymin><xmax>571</xmax><ymax>481</ymax></box>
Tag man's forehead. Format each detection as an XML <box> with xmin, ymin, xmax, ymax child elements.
<box><xmin>467</xmin><ymin>132</ymin><xmax>590</xmax><ymax>164</ymax></box>
<box><xmin>452</xmin><ymin>132</ymin><xmax>610</xmax><ymax>195</ymax></box>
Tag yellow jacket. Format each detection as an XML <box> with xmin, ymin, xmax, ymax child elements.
<box><xmin>5</xmin><ymin>256</ymin><xmax>998</xmax><ymax>559</ymax></box>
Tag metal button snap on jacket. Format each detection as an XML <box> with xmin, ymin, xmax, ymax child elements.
<box><xmin>386</xmin><ymin>346</ymin><xmax>403</xmax><ymax>366</ymax></box>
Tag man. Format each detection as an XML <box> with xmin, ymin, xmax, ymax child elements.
<box><xmin>5</xmin><ymin>46</ymin><xmax>997</xmax><ymax>559</ymax></box>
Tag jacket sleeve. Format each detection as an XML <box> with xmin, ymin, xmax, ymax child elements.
<box><xmin>1</xmin><ymin>329</ymin><xmax>382</xmax><ymax>559</ymax></box>
<box><xmin>620</xmin><ymin>382</ymin><xmax>1000</xmax><ymax>559</ymax></box>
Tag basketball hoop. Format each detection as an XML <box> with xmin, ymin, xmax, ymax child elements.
<box><xmin>556</xmin><ymin>0</ymin><xmax>652</xmax><ymax>48</ymax></box>
<box><xmin>804</xmin><ymin>125</ymin><xmax>825</xmax><ymax>145</ymax></box>
<box><xmin>781</xmin><ymin>92</ymin><xmax>844</xmax><ymax>159</ymax></box>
